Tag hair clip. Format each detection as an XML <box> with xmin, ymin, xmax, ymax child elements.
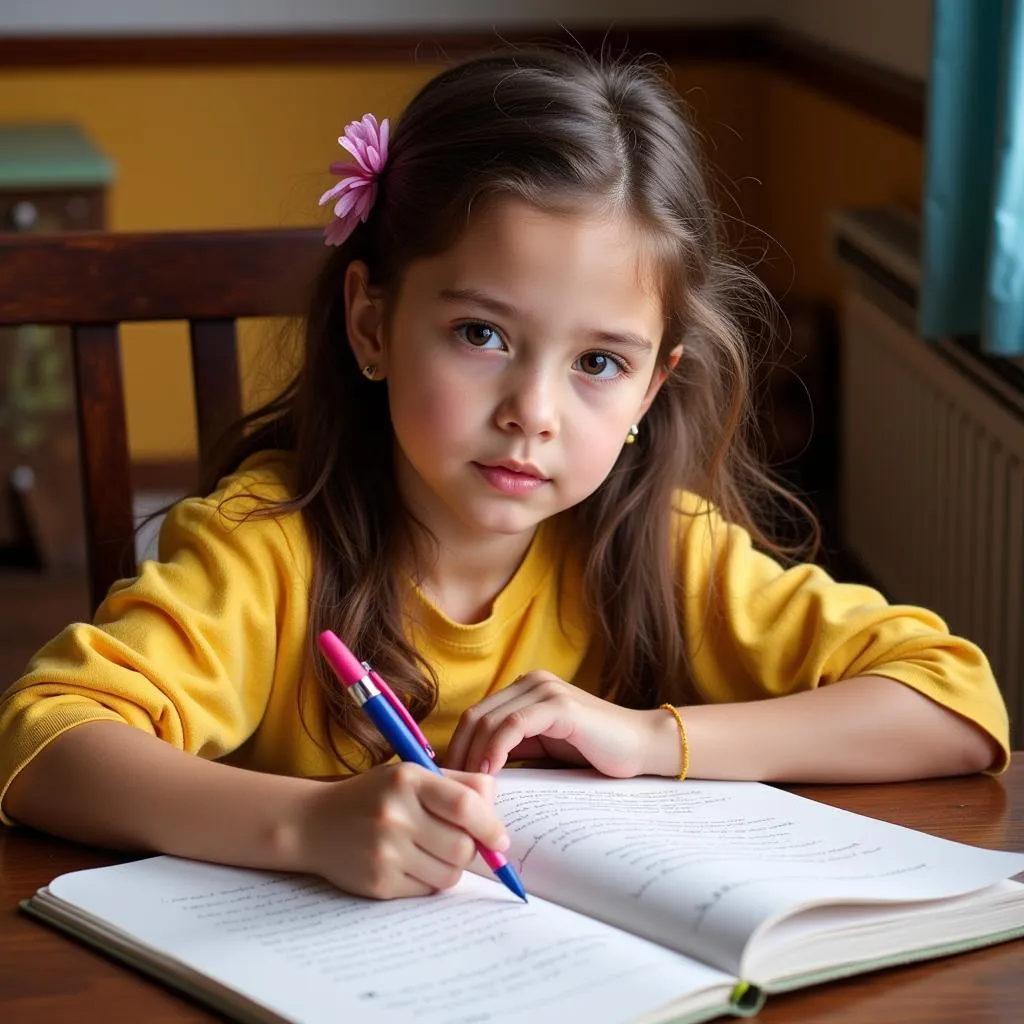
<box><xmin>318</xmin><ymin>113</ymin><xmax>390</xmax><ymax>246</ymax></box>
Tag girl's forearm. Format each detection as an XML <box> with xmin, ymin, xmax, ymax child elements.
<box><xmin>643</xmin><ymin>676</ymin><xmax>999</xmax><ymax>783</ymax></box>
<box><xmin>3</xmin><ymin>720</ymin><xmax>319</xmax><ymax>872</ymax></box>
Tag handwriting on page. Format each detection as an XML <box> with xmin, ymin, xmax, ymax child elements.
<box><xmin>498</xmin><ymin>786</ymin><xmax>911</xmax><ymax>910</ymax></box>
<box><xmin>167</xmin><ymin>876</ymin><xmax>554</xmax><ymax>984</ymax></box>
<box><xmin>494</xmin><ymin>777</ymin><xmax>1022</xmax><ymax>939</ymax></box>
<box><xmin>141</xmin><ymin>867</ymin><xmax>726</xmax><ymax>1024</ymax></box>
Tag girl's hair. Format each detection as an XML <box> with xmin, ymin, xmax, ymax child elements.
<box><xmin>213</xmin><ymin>47</ymin><xmax>816</xmax><ymax>768</ymax></box>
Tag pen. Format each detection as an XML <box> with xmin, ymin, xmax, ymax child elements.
<box><xmin>361</xmin><ymin>661</ymin><xmax>435</xmax><ymax>759</ymax></box>
<box><xmin>318</xmin><ymin>629</ymin><xmax>528</xmax><ymax>902</ymax></box>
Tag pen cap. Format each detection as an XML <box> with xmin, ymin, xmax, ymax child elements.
<box><xmin>318</xmin><ymin>630</ymin><xmax>367</xmax><ymax>688</ymax></box>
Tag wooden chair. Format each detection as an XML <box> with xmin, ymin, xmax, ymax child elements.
<box><xmin>0</xmin><ymin>228</ymin><xmax>324</xmax><ymax>612</ymax></box>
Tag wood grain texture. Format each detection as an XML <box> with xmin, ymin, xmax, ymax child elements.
<box><xmin>70</xmin><ymin>324</ymin><xmax>134</xmax><ymax>610</ymax></box>
<box><xmin>0</xmin><ymin>229</ymin><xmax>323</xmax><ymax>326</ymax></box>
<box><xmin>189</xmin><ymin>319</ymin><xmax>243</xmax><ymax>465</ymax></box>
<box><xmin>0</xmin><ymin>766</ymin><xmax>1021</xmax><ymax>1023</ymax></box>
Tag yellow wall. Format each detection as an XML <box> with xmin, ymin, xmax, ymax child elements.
<box><xmin>1</xmin><ymin>64</ymin><xmax>437</xmax><ymax>458</ymax></box>
<box><xmin>757</xmin><ymin>72</ymin><xmax>923</xmax><ymax>300</ymax></box>
<box><xmin>668</xmin><ymin>62</ymin><xmax>924</xmax><ymax>302</ymax></box>
<box><xmin>0</xmin><ymin>58</ymin><xmax>921</xmax><ymax>459</ymax></box>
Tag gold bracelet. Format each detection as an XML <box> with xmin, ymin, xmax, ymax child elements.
<box><xmin>659</xmin><ymin>703</ymin><xmax>690</xmax><ymax>781</ymax></box>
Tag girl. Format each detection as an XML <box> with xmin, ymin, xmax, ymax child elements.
<box><xmin>0</xmin><ymin>49</ymin><xmax>1009</xmax><ymax>901</ymax></box>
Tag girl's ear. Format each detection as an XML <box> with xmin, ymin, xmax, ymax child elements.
<box><xmin>637</xmin><ymin>344</ymin><xmax>683</xmax><ymax>418</ymax></box>
<box><xmin>344</xmin><ymin>261</ymin><xmax>387</xmax><ymax>377</ymax></box>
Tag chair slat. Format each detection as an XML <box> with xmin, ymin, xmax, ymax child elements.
<box><xmin>70</xmin><ymin>324</ymin><xmax>135</xmax><ymax>611</ymax></box>
<box><xmin>190</xmin><ymin>318</ymin><xmax>243</xmax><ymax>469</ymax></box>
<box><xmin>0</xmin><ymin>228</ymin><xmax>319</xmax><ymax>614</ymax></box>
<box><xmin>0</xmin><ymin>229</ymin><xmax>323</xmax><ymax>325</ymax></box>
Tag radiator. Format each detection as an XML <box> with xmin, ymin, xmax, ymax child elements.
<box><xmin>840</xmin><ymin>287</ymin><xmax>1024</xmax><ymax>747</ymax></box>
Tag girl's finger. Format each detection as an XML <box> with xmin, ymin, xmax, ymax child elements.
<box><xmin>465</xmin><ymin>696</ymin><xmax>576</xmax><ymax>774</ymax></box>
<box><xmin>393</xmin><ymin>871</ymin><xmax>443</xmax><ymax>899</ymax></box>
<box><xmin>448</xmin><ymin>673</ymin><xmax>559</xmax><ymax>770</ymax></box>
<box><xmin>458</xmin><ymin>685</ymin><xmax>553</xmax><ymax>772</ymax></box>
<box><xmin>445</xmin><ymin>673</ymin><xmax>549</xmax><ymax>769</ymax></box>
<box><xmin>416</xmin><ymin>771</ymin><xmax>509</xmax><ymax>853</ymax></box>
<box><xmin>446</xmin><ymin>692</ymin><xmax>521</xmax><ymax>770</ymax></box>
<box><xmin>403</xmin><ymin>841</ymin><xmax>471</xmax><ymax>893</ymax></box>
<box><xmin>443</xmin><ymin>768</ymin><xmax>497</xmax><ymax>803</ymax></box>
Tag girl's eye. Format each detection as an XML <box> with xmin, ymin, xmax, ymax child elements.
<box><xmin>576</xmin><ymin>351</ymin><xmax>626</xmax><ymax>379</ymax></box>
<box><xmin>456</xmin><ymin>322</ymin><xmax>504</xmax><ymax>349</ymax></box>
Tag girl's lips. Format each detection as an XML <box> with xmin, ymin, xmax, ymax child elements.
<box><xmin>474</xmin><ymin>462</ymin><xmax>549</xmax><ymax>494</ymax></box>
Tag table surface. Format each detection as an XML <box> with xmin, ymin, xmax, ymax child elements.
<box><xmin>2</xmin><ymin>766</ymin><xmax>1023</xmax><ymax>1024</ymax></box>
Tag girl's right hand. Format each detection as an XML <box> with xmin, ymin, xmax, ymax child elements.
<box><xmin>295</xmin><ymin>763</ymin><xmax>510</xmax><ymax>899</ymax></box>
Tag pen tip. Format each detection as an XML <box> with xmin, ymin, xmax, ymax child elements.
<box><xmin>494</xmin><ymin>864</ymin><xmax>527</xmax><ymax>903</ymax></box>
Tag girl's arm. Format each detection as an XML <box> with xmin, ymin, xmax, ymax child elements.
<box><xmin>4</xmin><ymin>720</ymin><xmax>316</xmax><ymax>864</ymax></box>
<box><xmin>672</xmin><ymin>500</ymin><xmax>1011</xmax><ymax>775</ymax></box>
<box><xmin>444</xmin><ymin>670</ymin><xmax>999</xmax><ymax>783</ymax></box>
<box><xmin>5</xmin><ymin>719</ymin><xmax>509</xmax><ymax>899</ymax></box>
<box><xmin>643</xmin><ymin>674</ymin><xmax>1001</xmax><ymax>782</ymax></box>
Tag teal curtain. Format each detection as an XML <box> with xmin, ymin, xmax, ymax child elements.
<box><xmin>921</xmin><ymin>0</ymin><xmax>1024</xmax><ymax>356</ymax></box>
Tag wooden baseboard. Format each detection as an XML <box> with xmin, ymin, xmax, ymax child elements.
<box><xmin>755</xmin><ymin>26</ymin><xmax>923</xmax><ymax>138</ymax></box>
<box><xmin>0</xmin><ymin>22</ymin><xmax>925</xmax><ymax>138</ymax></box>
<box><xmin>0</xmin><ymin>23</ymin><xmax>763</xmax><ymax>66</ymax></box>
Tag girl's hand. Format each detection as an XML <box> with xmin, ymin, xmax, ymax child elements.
<box><xmin>296</xmin><ymin>764</ymin><xmax>509</xmax><ymax>899</ymax></box>
<box><xmin>445</xmin><ymin>671</ymin><xmax>660</xmax><ymax>778</ymax></box>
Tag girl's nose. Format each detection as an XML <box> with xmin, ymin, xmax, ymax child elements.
<box><xmin>495</xmin><ymin>368</ymin><xmax>560</xmax><ymax>439</ymax></box>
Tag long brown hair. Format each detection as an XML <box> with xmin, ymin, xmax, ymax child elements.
<box><xmin>212</xmin><ymin>48</ymin><xmax>816</xmax><ymax>768</ymax></box>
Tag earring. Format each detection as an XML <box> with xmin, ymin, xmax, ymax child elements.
<box><xmin>361</xmin><ymin>364</ymin><xmax>377</xmax><ymax>380</ymax></box>
<box><xmin>624</xmin><ymin>424</ymin><xmax>639</xmax><ymax>445</ymax></box>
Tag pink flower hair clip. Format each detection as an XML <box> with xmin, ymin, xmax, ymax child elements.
<box><xmin>318</xmin><ymin>113</ymin><xmax>390</xmax><ymax>246</ymax></box>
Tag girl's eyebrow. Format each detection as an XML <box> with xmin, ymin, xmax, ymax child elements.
<box><xmin>437</xmin><ymin>287</ymin><xmax>653</xmax><ymax>352</ymax></box>
<box><xmin>437</xmin><ymin>287</ymin><xmax>517</xmax><ymax>318</ymax></box>
<box><xmin>591</xmin><ymin>329</ymin><xmax>653</xmax><ymax>353</ymax></box>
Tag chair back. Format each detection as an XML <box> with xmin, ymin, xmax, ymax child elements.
<box><xmin>0</xmin><ymin>228</ymin><xmax>323</xmax><ymax>610</ymax></box>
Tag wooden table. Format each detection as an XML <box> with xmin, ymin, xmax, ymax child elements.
<box><xmin>2</xmin><ymin>767</ymin><xmax>1023</xmax><ymax>1023</ymax></box>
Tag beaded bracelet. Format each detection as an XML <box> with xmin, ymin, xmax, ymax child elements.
<box><xmin>659</xmin><ymin>703</ymin><xmax>690</xmax><ymax>781</ymax></box>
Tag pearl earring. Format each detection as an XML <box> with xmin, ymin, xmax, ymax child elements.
<box><xmin>624</xmin><ymin>424</ymin><xmax>639</xmax><ymax>445</ymax></box>
<box><xmin>362</xmin><ymin>365</ymin><xmax>377</xmax><ymax>380</ymax></box>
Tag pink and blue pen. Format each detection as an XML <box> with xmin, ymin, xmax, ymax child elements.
<box><xmin>318</xmin><ymin>629</ymin><xmax>528</xmax><ymax>902</ymax></box>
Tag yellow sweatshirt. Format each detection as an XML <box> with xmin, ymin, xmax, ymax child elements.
<box><xmin>0</xmin><ymin>451</ymin><xmax>1010</xmax><ymax>823</ymax></box>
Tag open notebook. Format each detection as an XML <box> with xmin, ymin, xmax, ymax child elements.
<box><xmin>21</xmin><ymin>770</ymin><xmax>1024</xmax><ymax>1024</ymax></box>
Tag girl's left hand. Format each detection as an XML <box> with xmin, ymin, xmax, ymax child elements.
<box><xmin>444</xmin><ymin>671</ymin><xmax>657</xmax><ymax>778</ymax></box>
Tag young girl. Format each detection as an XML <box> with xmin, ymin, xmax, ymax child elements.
<box><xmin>0</xmin><ymin>49</ymin><xmax>1009</xmax><ymax>902</ymax></box>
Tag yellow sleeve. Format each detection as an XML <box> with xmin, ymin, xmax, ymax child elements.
<box><xmin>676</xmin><ymin>496</ymin><xmax>1011</xmax><ymax>771</ymax></box>
<box><xmin>0</xmin><ymin>459</ymin><xmax>313</xmax><ymax>824</ymax></box>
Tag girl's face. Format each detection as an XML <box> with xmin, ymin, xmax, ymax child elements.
<box><xmin>349</xmin><ymin>199</ymin><xmax>675</xmax><ymax>550</ymax></box>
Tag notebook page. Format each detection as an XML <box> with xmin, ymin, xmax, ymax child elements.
<box><xmin>49</xmin><ymin>855</ymin><xmax>734</xmax><ymax>1024</ymax></box>
<box><xmin>740</xmin><ymin>879</ymin><xmax>1024</xmax><ymax>981</ymax></box>
<box><xmin>492</xmin><ymin>771</ymin><xmax>1024</xmax><ymax>976</ymax></box>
